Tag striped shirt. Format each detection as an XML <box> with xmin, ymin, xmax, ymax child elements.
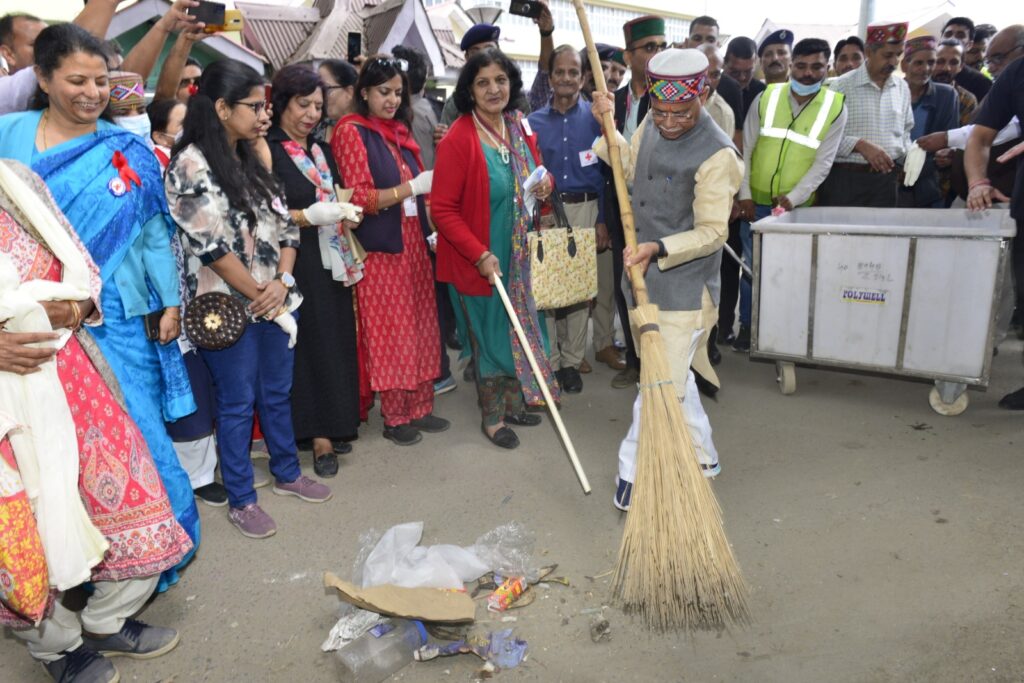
<box><xmin>829</xmin><ymin>63</ymin><xmax>913</xmax><ymax>164</ymax></box>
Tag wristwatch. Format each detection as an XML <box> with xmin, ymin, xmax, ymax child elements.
<box><xmin>656</xmin><ymin>240</ymin><xmax>668</xmax><ymax>259</ymax></box>
<box><xmin>274</xmin><ymin>271</ymin><xmax>296</xmax><ymax>289</ymax></box>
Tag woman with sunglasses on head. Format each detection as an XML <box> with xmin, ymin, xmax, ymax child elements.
<box><xmin>431</xmin><ymin>49</ymin><xmax>557</xmax><ymax>450</ymax></box>
<box><xmin>166</xmin><ymin>59</ymin><xmax>332</xmax><ymax>539</ymax></box>
<box><xmin>266</xmin><ymin>63</ymin><xmax>363</xmax><ymax>477</ymax></box>
<box><xmin>0</xmin><ymin>23</ymin><xmax>200</xmax><ymax>591</ymax></box>
<box><xmin>332</xmin><ymin>55</ymin><xmax>448</xmax><ymax>446</ymax></box>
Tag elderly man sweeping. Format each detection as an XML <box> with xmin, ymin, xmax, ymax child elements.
<box><xmin>591</xmin><ymin>48</ymin><xmax>743</xmax><ymax>510</ymax></box>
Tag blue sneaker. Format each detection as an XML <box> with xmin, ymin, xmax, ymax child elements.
<box><xmin>82</xmin><ymin>619</ymin><xmax>179</xmax><ymax>660</ymax></box>
<box><xmin>434</xmin><ymin>375</ymin><xmax>457</xmax><ymax>396</ymax></box>
<box><xmin>43</xmin><ymin>644</ymin><xmax>118</xmax><ymax>683</ymax></box>
<box><xmin>613</xmin><ymin>477</ymin><xmax>632</xmax><ymax>511</ymax></box>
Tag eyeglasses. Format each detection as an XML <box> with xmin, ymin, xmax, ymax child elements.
<box><xmin>985</xmin><ymin>42</ymin><xmax>1024</xmax><ymax>67</ymax></box>
<box><xmin>370</xmin><ymin>57</ymin><xmax>408</xmax><ymax>72</ymax></box>
<box><xmin>651</xmin><ymin>109</ymin><xmax>696</xmax><ymax>122</ymax></box>
<box><xmin>629</xmin><ymin>41</ymin><xmax>667</xmax><ymax>55</ymax></box>
<box><xmin>234</xmin><ymin>100</ymin><xmax>266</xmax><ymax>115</ymax></box>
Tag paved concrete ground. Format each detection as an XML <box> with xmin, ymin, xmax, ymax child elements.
<box><xmin>4</xmin><ymin>339</ymin><xmax>1024</xmax><ymax>683</ymax></box>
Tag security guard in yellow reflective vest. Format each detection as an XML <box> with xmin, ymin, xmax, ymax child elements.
<box><xmin>738</xmin><ymin>37</ymin><xmax>847</xmax><ymax>225</ymax></box>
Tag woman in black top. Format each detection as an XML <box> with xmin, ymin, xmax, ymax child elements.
<box><xmin>267</xmin><ymin>64</ymin><xmax>364</xmax><ymax>476</ymax></box>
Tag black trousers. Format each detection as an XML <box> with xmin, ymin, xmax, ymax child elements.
<box><xmin>718</xmin><ymin>218</ymin><xmax>742</xmax><ymax>335</ymax></box>
<box><xmin>817</xmin><ymin>165</ymin><xmax>901</xmax><ymax>208</ymax></box>
<box><xmin>604</xmin><ymin>187</ymin><xmax>640</xmax><ymax>370</ymax></box>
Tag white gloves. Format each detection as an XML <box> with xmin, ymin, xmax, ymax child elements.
<box><xmin>903</xmin><ymin>143</ymin><xmax>926</xmax><ymax>187</ymax></box>
<box><xmin>303</xmin><ymin>201</ymin><xmax>364</xmax><ymax>226</ymax></box>
<box><xmin>408</xmin><ymin>170</ymin><xmax>433</xmax><ymax>196</ymax></box>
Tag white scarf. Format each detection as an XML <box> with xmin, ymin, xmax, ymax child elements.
<box><xmin>0</xmin><ymin>160</ymin><xmax>108</xmax><ymax>590</ymax></box>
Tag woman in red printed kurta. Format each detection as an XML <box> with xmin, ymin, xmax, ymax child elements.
<box><xmin>331</xmin><ymin>56</ymin><xmax>448</xmax><ymax>446</ymax></box>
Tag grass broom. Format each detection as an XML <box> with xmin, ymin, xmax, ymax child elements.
<box><xmin>570</xmin><ymin>0</ymin><xmax>751</xmax><ymax>631</ymax></box>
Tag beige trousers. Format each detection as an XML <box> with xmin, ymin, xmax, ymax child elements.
<box><xmin>12</xmin><ymin>575</ymin><xmax>159</xmax><ymax>662</ymax></box>
<box><xmin>544</xmin><ymin>199</ymin><xmax>599</xmax><ymax>369</ymax></box>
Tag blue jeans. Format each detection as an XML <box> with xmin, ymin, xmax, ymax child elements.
<box><xmin>739</xmin><ymin>204</ymin><xmax>773</xmax><ymax>327</ymax></box>
<box><xmin>201</xmin><ymin>320</ymin><xmax>302</xmax><ymax>508</ymax></box>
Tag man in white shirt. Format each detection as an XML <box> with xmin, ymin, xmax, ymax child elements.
<box><xmin>816</xmin><ymin>21</ymin><xmax>913</xmax><ymax>208</ymax></box>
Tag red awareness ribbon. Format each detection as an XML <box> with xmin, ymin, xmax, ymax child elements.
<box><xmin>112</xmin><ymin>151</ymin><xmax>142</xmax><ymax>191</ymax></box>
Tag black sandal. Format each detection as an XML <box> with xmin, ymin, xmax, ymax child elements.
<box><xmin>313</xmin><ymin>452</ymin><xmax>339</xmax><ymax>477</ymax></box>
<box><xmin>481</xmin><ymin>423</ymin><xmax>519</xmax><ymax>449</ymax></box>
<box><xmin>504</xmin><ymin>412</ymin><xmax>542</xmax><ymax>427</ymax></box>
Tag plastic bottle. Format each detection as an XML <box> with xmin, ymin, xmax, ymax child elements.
<box><xmin>335</xmin><ymin>619</ymin><xmax>428</xmax><ymax>683</ymax></box>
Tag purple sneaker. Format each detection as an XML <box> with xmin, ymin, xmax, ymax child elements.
<box><xmin>228</xmin><ymin>503</ymin><xmax>277</xmax><ymax>538</ymax></box>
<box><xmin>273</xmin><ymin>475</ymin><xmax>332</xmax><ymax>503</ymax></box>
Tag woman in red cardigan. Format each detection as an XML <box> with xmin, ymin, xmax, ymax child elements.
<box><xmin>432</xmin><ymin>49</ymin><xmax>558</xmax><ymax>450</ymax></box>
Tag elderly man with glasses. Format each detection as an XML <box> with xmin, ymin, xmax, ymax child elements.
<box><xmin>591</xmin><ymin>48</ymin><xmax>743</xmax><ymax>509</ymax></box>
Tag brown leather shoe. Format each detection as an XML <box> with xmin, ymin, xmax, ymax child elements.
<box><xmin>595</xmin><ymin>346</ymin><xmax>626</xmax><ymax>371</ymax></box>
<box><xmin>578</xmin><ymin>358</ymin><xmax>593</xmax><ymax>374</ymax></box>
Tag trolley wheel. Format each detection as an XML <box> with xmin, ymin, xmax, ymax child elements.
<box><xmin>928</xmin><ymin>386</ymin><xmax>969</xmax><ymax>416</ymax></box>
<box><xmin>776</xmin><ymin>362</ymin><xmax>796</xmax><ymax>395</ymax></box>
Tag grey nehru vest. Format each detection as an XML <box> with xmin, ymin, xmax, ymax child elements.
<box><xmin>631</xmin><ymin>109</ymin><xmax>737</xmax><ymax>311</ymax></box>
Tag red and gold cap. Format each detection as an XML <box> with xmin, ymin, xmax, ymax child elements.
<box><xmin>866</xmin><ymin>22</ymin><xmax>909</xmax><ymax>45</ymax></box>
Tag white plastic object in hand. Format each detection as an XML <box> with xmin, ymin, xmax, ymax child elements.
<box><xmin>409</xmin><ymin>170</ymin><xmax>434</xmax><ymax>196</ymax></box>
<box><xmin>903</xmin><ymin>143</ymin><xmax>926</xmax><ymax>187</ymax></box>
<box><xmin>303</xmin><ymin>201</ymin><xmax>347</xmax><ymax>226</ymax></box>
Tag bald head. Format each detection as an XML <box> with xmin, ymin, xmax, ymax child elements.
<box><xmin>697</xmin><ymin>43</ymin><xmax>724</xmax><ymax>92</ymax></box>
<box><xmin>986</xmin><ymin>24</ymin><xmax>1024</xmax><ymax>78</ymax></box>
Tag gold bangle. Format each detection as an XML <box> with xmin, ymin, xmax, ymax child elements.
<box><xmin>69</xmin><ymin>300</ymin><xmax>81</xmax><ymax>329</ymax></box>
<box><xmin>392</xmin><ymin>186</ymin><xmax>400</xmax><ymax>201</ymax></box>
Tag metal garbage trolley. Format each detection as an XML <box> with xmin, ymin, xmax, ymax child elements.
<box><xmin>750</xmin><ymin>207</ymin><xmax>1016</xmax><ymax>416</ymax></box>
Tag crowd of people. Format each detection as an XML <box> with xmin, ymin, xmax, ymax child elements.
<box><xmin>0</xmin><ymin>0</ymin><xmax>1022</xmax><ymax>680</ymax></box>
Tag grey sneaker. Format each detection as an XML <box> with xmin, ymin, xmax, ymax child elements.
<box><xmin>611</xmin><ymin>366</ymin><xmax>639</xmax><ymax>389</ymax></box>
<box><xmin>82</xmin><ymin>619</ymin><xmax>179</xmax><ymax>660</ymax></box>
<box><xmin>273</xmin><ymin>475</ymin><xmax>332</xmax><ymax>503</ymax></box>
<box><xmin>228</xmin><ymin>503</ymin><xmax>277</xmax><ymax>538</ymax></box>
<box><xmin>43</xmin><ymin>644</ymin><xmax>118</xmax><ymax>683</ymax></box>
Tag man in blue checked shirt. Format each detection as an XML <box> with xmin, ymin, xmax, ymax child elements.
<box><xmin>528</xmin><ymin>44</ymin><xmax>618</xmax><ymax>395</ymax></box>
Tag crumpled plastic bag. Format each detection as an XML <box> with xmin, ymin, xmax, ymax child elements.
<box><xmin>319</xmin><ymin>607</ymin><xmax>383</xmax><ymax>651</ymax></box>
<box><xmin>353</xmin><ymin>522</ymin><xmax>536</xmax><ymax>590</ymax></box>
<box><xmin>903</xmin><ymin>143</ymin><xmax>926</xmax><ymax>187</ymax></box>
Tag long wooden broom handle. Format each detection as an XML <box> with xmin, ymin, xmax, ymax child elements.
<box><xmin>571</xmin><ymin>0</ymin><xmax>648</xmax><ymax>308</ymax></box>
<box><xmin>493</xmin><ymin>276</ymin><xmax>592</xmax><ymax>494</ymax></box>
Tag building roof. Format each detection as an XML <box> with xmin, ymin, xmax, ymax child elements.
<box><xmin>236</xmin><ymin>0</ymin><xmax>443</xmax><ymax>75</ymax></box>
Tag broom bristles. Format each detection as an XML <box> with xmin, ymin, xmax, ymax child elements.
<box><xmin>611</xmin><ymin>303</ymin><xmax>751</xmax><ymax>632</ymax></box>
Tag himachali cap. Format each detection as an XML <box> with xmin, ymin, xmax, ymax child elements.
<box><xmin>597</xmin><ymin>43</ymin><xmax>626</xmax><ymax>66</ymax></box>
<box><xmin>904</xmin><ymin>35</ymin><xmax>937</xmax><ymax>57</ymax></box>
<box><xmin>646</xmin><ymin>48</ymin><xmax>708</xmax><ymax>103</ymax></box>
<box><xmin>460</xmin><ymin>23</ymin><xmax>500</xmax><ymax>51</ymax></box>
<box><xmin>866</xmin><ymin>22</ymin><xmax>909</xmax><ymax>45</ymax></box>
<box><xmin>758</xmin><ymin>29</ymin><xmax>794</xmax><ymax>56</ymax></box>
<box><xmin>108</xmin><ymin>71</ymin><xmax>146</xmax><ymax>114</ymax></box>
<box><xmin>623</xmin><ymin>15</ymin><xmax>666</xmax><ymax>47</ymax></box>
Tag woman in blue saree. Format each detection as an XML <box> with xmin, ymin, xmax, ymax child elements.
<box><xmin>0</xmin><ymin>24</ymin><xmax>198</xmax><ymax>591</ymax></box>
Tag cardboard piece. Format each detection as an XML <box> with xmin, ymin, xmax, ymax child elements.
<box><xmin>323</xmin><ymin>572</ymin><xmax>476</xmax><ymax>624</ymax></box>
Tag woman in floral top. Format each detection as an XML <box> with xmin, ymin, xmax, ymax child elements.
<box><xmin>165</xmin><ymin>59</ymin><xmax>332</xmax><ymax>540</ymax></box>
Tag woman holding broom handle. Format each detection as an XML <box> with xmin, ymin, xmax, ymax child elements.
<box><xmin>432</xmin><ymin>49</ymin><xmax>558</xmax><ymax>450</ymax></box>
<box><xmin>591</xmin><ymin>48</ymin><xmax>743</xmax><ymax>509</ymax></box>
